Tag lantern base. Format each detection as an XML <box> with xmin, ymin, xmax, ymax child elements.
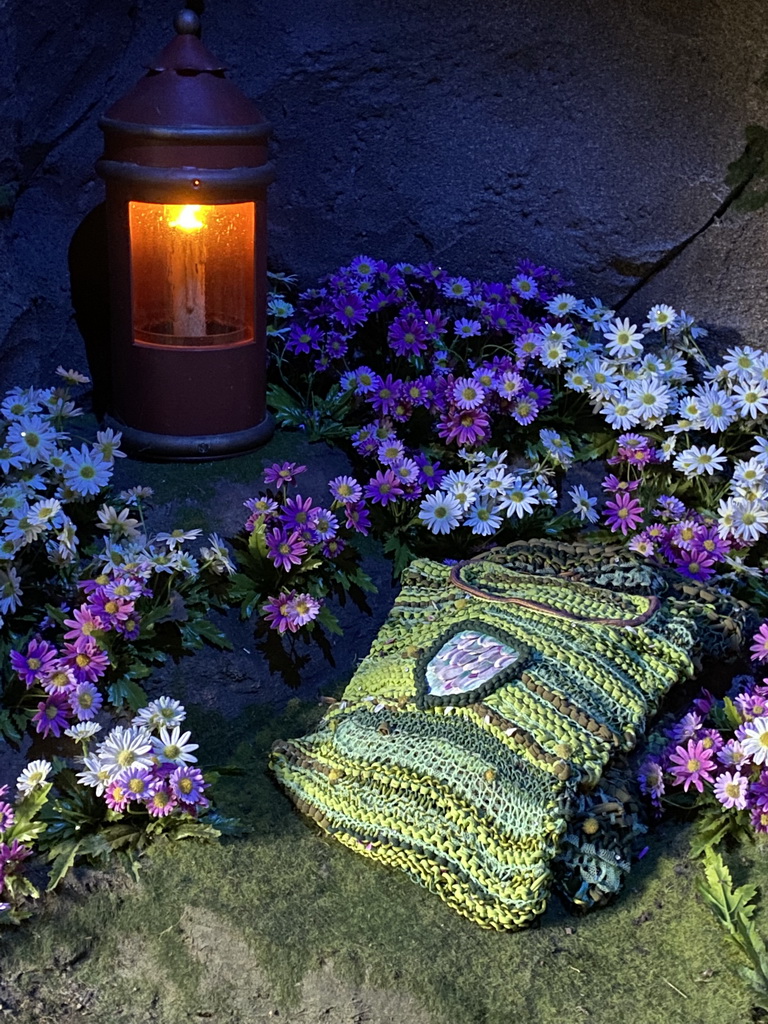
<box><xmin>104</xmin><ymin>413</ymin><xmax>276</xmax><ymax>461</ymax></box>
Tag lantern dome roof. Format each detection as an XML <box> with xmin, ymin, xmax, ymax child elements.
<box><xmin>102</xmin><ymin>9</ymin><xmax>266</xmax><ymax>129</ymax></box>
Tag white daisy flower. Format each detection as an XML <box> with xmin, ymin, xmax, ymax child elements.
<box><xmin>601</xmin><ymin>396</ymin><xmax>641</xmax><ymax>431</ymax></box>
<box><xmin>731</xmin><ymin>500</ymin><xmax>768</xmax><ymax>543</ymax></box>
<box><xmin>418</xmin><ymin>491</ymin><xmax>463</xmax><ymax>534</ymax></box>
<box><xmin>96</xmin><ymin>505</ymin><xmax>141</xmax><ymax>540</ymax></box>
<box><xmin>564</xmin><ymin>368</ymin><xmax>589</xmax><ymax>392</ymax></box>
<box><xmin>602</xmin><ymin>318</ymin><xmax>644</xmax><ymax>361</ymax></box>
<box><xmin>497</xmin><ymin>478</ymin><xmax>539</xmax><ymax>519</ymax></box>
<box><xmin>76</xmin><ymin>754</ymin><xmax>111</xmax><ymax>796</ymax></box>
<box><xmin>627</xmin><ymin>376</ymin><xmax>672</xmax><ymax>422</ymax></box>
<box><xmin>673</xmin><ymin>444</ymin><xmax>727</xmax><ymax>477</ymax></box>
<box><xmin>546</xmin><ymin>293</ymin><xmax>580</xmax><ymax>316</ymax></box>
<box><xmin>97</xmin><ymin>726</ymin><xmax>153</xmax><ymax>776</ymax></box>
<box><xmin>0</xmin><ymin>567</ymin><xmax>23</xmax><ymax>614</ymax></box>
<box><xmin>732</xmin><ymin>379</ymin><xmax>768</xmax><ymax>419</ymax></box>
<box><xmin>535</xmin><ymin>481</ymin><xmax>558</xmax><ymax>507</ymax></box>
<box><xmin>27</xmin><ymin>498</ymin><xmax>63</xmax><ymax>528</ymax></box>
<box><xmin>643</xmin><ymin>304</ymin><xmax>677</xmax><ymax>332</ymax></box>
<box><xmin>584</xmin><ymin>359</ymin><xmax>621</xmax><ymax>399</ymax></box>
<box><xmin>151</xmin><ymin>725</ymin><xmax>199</xmax><ymax>765</ymax></box>
<box><xmin>733</xmin><ymin>458</ymin><xmax>767</xmax><ymax>488</ymax></box>
<box><xmin>17</xmin><ymin>759</ymin><xmax>53</xmax><ymax>795</ymax></box>
<box><xmin>464</xmin><ymin>499</ymin><xmax>503</xmax><ymax>536</ymax></box>
<box><xmin>442</xmin><ymin>471</ymin><xmax>480</xmax><ymax>510</ymax></box>
<box><xmin>65</xmin><ymin>722</ymin><xmax>103</xmax><ymax>742</ymax></box>
<box><xmin>738</xmin><ymin>716</ymin><xmax>768</xmax><ymax>765</ymax></box>
<box><xmin>133</xmin><ymin>697</ymin><xmax>186</xmax><ymax>732</ymax></box>
<box><xmin>722</xmin><ymin>346</ymin><xmax>763</xmax><ymax>380</ymax></box>
<box><xmin>568</xmin><ymin>485</ymin><xmax>599</xmax><ymax>523</ymax></box>
<box><xmin>694</xmin><ymin>384</ymin><xmax>737</xmax><ymax>432</ymax></box>
<box><xmin>154</xmin><ymin>528</ymin><xmax>203</xmax><ymax>550</ymax></box>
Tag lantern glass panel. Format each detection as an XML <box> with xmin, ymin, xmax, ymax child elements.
<box><xmin>128</xmin><ymin>201</ymin><xmax>255</xmax><ymax>348</ymax></box>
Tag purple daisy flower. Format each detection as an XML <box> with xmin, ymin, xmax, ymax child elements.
<box><xmin>322</xmin><ymin>537</ymin><xmax>346</xmax><ymax>558</ymax></box>
<box><xmin>311</xmin><ymin>510</ymin><xmax>338</xmax><ymax>541</ymax></box>
<box><xmin>414</xmin><ymin>454</ymin><xmax>446</xmax><ymax>489</ymax></box>
<box><xmin>509</xmin><ymin>396</ymin><xmax>538</xmax><ymax>426</ymax></box>
<box><xmin>145</xmin><ymin>782</ymin><xmax>177</xmax><ymax>818</ymax></box>
<box><xmin>332</xmin><ymin>292</ymin><xmax>368</xmax><ymax>328</ymax></box>
<box><xmin>655</xmin><ymin>494</ymin><xmax>688</xmax><ymax>520</ymax></box>
<box><xmin>603</xmin><ymin>492</ymin><xmax>644</xmax><ymax>536</ymax></box>
<box><xmin>265</xmin><ymin>528</ymin><xmax>307</xmax><ymax>571</ymax></box>
<box><xmin>714</xmin><ymin>771</ymin><xmax>748</xmax><ymax>810</ymax></box>
<box><xmin>263</xmin><ymin>593</ymin><xmax>294</xmax><ymax>633</ymax></box>
<box><xmin>750</xmin><ymin>773</ymin><xmax>768</xmax><ymax>810</ymax></box>
<box><xmin>40</xmin><ymin>661</ymin><xmax>77</xmax><ymax>696</ymax></box>
<box><xmin>751</xmin><ymin>623</ymin><xmax>768</xmax><ymax>663</ymax></box>
<box><xmin>120</xmin><ymin>766</ymin><xmax>153</xmax><ymax>802</ymax></box>
<box><xmin>10</xmin><ymin>639</ymin><xmax>58</xmax><ymax>687</ymax></box>
<box><xmin>436</xmin><ymin>407</ymin><xmax>491</xmax><ymax>446</ymax></box>
<box><xmin>602</xmin><ymin>474</ymin><xmax>640</xmax><ymax>494</ymax></box>
<box><xmin>286</xmin><ymin>592</ymin><xmax>322</xmax><ymax>630</ymax></box>
<box><xmin>637</xmin><ymin>757</ymin><xmax>665</xmax><ymax>808</ymax></box>
<box><xmin>696</xmin><ymin>525</ymin><xmax>731</xmax><ymax>561</ymax></box>
<box><xmin>32</xmin><ymin>693</ymin><xmax>71</xmax><ymax>738</ymax></box>
<box><xmin>69</xmin><ymin>681</ymin><xmax>104</xmax><ymax>722</ymax></box>
<box><xmin>62</xmin><ymin>640</ymin><xmax>109</xmax><ymax>684</ymax></box>
<box><xmin>0</xmin><ymin>802</ymin><xmax>15</xmax><ymax>832</ymax></box>
<box><xmin>363</xmin><ymin>470</ymin><xmax>404</xmax><ymax>507</ymax></box>
<box><xmin>170</xmin><ymin>766</ymin><xmax>208</xmax><ymax>804</ymax></box>
<box><xmin>328</xmin><ymin>476</ymin><xmax>363</xmax><ymax>504</ymax></box>
<box><xmin>286</xmin><ymin>323</ymin><xmax>323</xmax><ymax>355</ymax></box>
<box><xmin>668</xmin><ymin>739</ymin><xmax>716</xmax><ymax>793</ymax></box>
<box><xmin>263</xmin><ymin>461</ymin><xmax>307</xmax><ymax>487</ymax></box>
<box><xmin>104</xmin><ymin>779</ymin><xmax>130</xmax><ymax>812</ymax></box>
<box><xmin>344</xmin><ymin>503</ymin><xmax>371</xmax><ymax>536</ymax></box>
<box><xmin>666</xmin><ymin>711</ymin><xmax>702</xmax><ymax>743</ymax></box>
<box><xmin>89</xmin><ymin>591</ymin><xmax>135</xmax><ymax>626</ymax></box>
<box><xmin>388</xmin><ymin>316</ymin><xmax>428</xmax><ymax>358</ymax></box>
<box><xmin>279</xmin><ymin>494</ymin><xmax>317</xmax><ymax>532</ymax></box>
<box><xmin>423</xmin><ymin>308</ymin><xmax>448</xmax><ymax>338</ymax></box>
<box><xmin>368</xmin><ymin>374</ymin><xmax>402</xmax><ymax>417</ymax></box>
<box><xmin>114</xmin><ymin>612</ymin><xmax>141</xmax><ymax>640</ymax></box>
<box><xmin>675</xmin><ymin>548</ymin><xmax>716</xmax><ymax>581</ymax></box>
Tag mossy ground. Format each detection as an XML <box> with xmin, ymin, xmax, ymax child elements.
<box><xmin>0</xmin><ymin>697</ymin><xmax>758</xmax><ymax>1024</ymax></box>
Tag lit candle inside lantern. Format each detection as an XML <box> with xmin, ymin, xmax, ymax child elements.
<box><xmin>167</xmin><ymin>204</ymin><xmax>206</xmax><ymax>340</ymax></box>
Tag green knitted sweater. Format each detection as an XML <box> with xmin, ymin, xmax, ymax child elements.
<box><xmin>271</xmin><ymin>540</ymin><xmax>747</xmax><ymax>930</ymax></box>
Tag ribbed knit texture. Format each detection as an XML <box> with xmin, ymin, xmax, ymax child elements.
<box><xmin>271</xmin><ymin>540</ymin><xmax>747</xmax><ymax>930</ymax></box>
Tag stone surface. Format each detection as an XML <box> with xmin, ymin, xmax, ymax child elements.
<box><xmin>4</xmin><ymin>0</ymin><xmax>768</xmax><ymax>387</ymax></box>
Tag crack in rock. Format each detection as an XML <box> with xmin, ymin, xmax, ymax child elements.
<box><xmin>615</xmin><ymin>170</ymin><xmax>757</xmax><ymax>310</ymax></box>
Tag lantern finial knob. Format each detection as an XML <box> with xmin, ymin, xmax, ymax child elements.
<box><xmin>174</xmin><ymin>9</ymin><xmax>201</xmax><ymax>36</ymax></box>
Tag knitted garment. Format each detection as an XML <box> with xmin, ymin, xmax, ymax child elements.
<box><xmin>271</xmin><ymin>540</ymin><xmax>747</xmax><ymax>930</ymax></box>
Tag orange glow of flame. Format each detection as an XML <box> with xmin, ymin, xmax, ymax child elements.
<box><xmin>167</xmin><ymin>204</ymin><xmax>206</xmax><ymax>231</ymax></box>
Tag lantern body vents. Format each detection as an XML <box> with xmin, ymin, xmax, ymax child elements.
<box><xmin>97</xmin><ymin>10</ymin><xmax>275</xmax><ymax>458</ymax></box>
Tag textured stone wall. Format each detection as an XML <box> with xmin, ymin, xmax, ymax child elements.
<box><xmin>3</xmin><ymin>0</ymin><xmax>768</xmax><ymax>388</ymax></box>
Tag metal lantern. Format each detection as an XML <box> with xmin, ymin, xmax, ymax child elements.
<box><xmin>97</xmin><ymin>8</ymin><xmax>275</xmax><ymax>458</ymax></box>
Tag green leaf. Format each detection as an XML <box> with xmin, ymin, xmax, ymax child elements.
<box><xmin>107</xmin><ymin>678</ymin><xmax>149</xmax><ymax>711</ymax></box>
<box><xmin>383</xmin><ymin>534</ymin><xmax>417</xmax><ymax>577</ymax></box>
<box><xmin>190</xmin><ymin>618</ymin><xmax>235</xmax><ymax>650</ymax></box>
<box><xmin>350</xmin><ymin>568</ymin><xmax>378</xmax><ymax>594</ymax></box>
<box><xmin>46</xmin><ymin>837</ymin><xmax>83</xmax><ymax>891</ymax></box>
<box><xmin>317</xmin><ymin>605</ymin><xmax>344</xmax><ymax>637</ymax></box>
<box><xmin>0</xmin><ymin>709</ymin><xmax>22</xmax><ymax>743</ymax></box>
<box><xmin>698</xmin><ymin>847</ymin><xmax>768</xmax><ymax>1001</ymax></box>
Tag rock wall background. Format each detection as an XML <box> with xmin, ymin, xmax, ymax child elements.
<box><xmin>3</xmin><ymin>0</ymin><xmax>768</xmax><ymax>387</ymax></box>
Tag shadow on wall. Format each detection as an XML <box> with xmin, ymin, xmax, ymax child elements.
<box><xmin>68</xmin><ymin>203</ymin><xmax>110</xmax><ymax>418</ymax></box>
